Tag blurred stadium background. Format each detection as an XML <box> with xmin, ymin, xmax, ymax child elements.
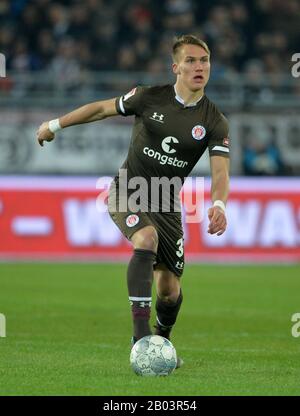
<box><xmin>1</xmin><ymin>0</ymin><xmax>300</xmax><ymax>397</ymax></box>
<box><xmin>0</xmin><ymin>0</ymin><xmax>299</xmax><ymax>262</ymax></box>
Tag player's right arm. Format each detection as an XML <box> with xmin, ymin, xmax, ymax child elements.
<box><xmin>36</xmin><ymin>98</ymin><xmax>118</xmax><ymax>147</ymax></box>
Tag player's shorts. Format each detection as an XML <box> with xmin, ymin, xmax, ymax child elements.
<box><xmin>107</xmin><ymin>182</ymin><xmax>185</xmax><ymax>277</ymax></box>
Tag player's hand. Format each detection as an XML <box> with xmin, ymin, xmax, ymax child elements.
<box><xmin>36</xmin><ymin>121</ymin><xmax>55</xmax><ymax>147</ymax></box>
<box><xmin>207</xmin><ymin>206</ymin><xmax>227</xmax><ymax>236</ymax></box>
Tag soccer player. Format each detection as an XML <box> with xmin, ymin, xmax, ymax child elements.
<box><xmin>37</xmin><ymin>35</ymin><xmax>230</xmax><ymax>369</ymax></box>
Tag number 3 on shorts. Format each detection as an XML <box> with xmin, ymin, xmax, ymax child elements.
<box><xmin>176</xmin><ymin>238</ymin><xmax>184</xmax><ymax>258</ymax></box>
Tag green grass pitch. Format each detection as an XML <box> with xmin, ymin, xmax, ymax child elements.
<box><xmin>0</xmin><ymin>263</ymin><xmax>299</xmax><ymax>396</ymax></box>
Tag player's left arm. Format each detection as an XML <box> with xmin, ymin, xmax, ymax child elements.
<box><xmin>208</xmin><ymin>155</ymin><xmax>230</xmax><ymax>236</ymax></box>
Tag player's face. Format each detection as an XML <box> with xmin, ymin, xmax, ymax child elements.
<box><xmin>173</xmin><ymin>45</ymin><xmax>210</xmax><ymax>92</ymax></box>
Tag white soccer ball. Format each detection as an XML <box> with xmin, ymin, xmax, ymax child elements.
<box><xmin>130</xmin><ymin>335</ymin><xmax>177</xmax><ymax>376</ymax></box>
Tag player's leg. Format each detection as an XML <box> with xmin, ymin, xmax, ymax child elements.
<box><xmin>128</xmin><ymin>225</ymin><xmax>158</xmax><ymax>341</ymax></box>
<box><xmin>148</xmin><ymin>210</ymin><xmax>185</xmax><ymax>341</ymax></box>
<box><xmin>153</xmin><ymin>263</ymin><xmax>183</xmax><ymax>340</ymax></box>
<box><xmin>107</xmin><ymin>182</ymin><xmax>158</xmax><ymax>342</ymax></box>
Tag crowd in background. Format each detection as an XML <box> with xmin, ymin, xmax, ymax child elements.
<box><xmin>0</xmin><ymin>0</ymin><xmax>298</xmax><ymax>78</ymax></box>
<box><xmin>0</xmin><ymin>0</ymin><xmax>298</xmax><ymax>176</ymax></box>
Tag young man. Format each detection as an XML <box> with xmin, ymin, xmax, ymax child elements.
<box><xmin>37</xmin><ymin>35</ymin><xmax>230</xmax><ymax>369</ymax></box>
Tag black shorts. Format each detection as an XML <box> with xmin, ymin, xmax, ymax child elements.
<box><xmin>107</xmin><ymin>184</ymin><xmax>185</xmax><ymax>277</ymax></box>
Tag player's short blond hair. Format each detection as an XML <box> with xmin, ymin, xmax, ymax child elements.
<box><xmin>172</xmin><ymin>34</ymin><xmax>210</xmax><ymax>62</ymax></box>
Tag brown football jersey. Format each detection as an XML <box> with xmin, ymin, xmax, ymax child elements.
<box><xmin>114</xmin><ymin>84</ymin><xmax>229</xmax><ymax>212</ymax></box>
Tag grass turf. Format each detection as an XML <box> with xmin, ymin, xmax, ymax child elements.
<box><xmin>0</xmin><ymin>263</ymin><xmax>299</xmax><ymax>396</ymax></box>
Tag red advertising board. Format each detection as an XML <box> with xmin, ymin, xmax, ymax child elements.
<box><xmin>0</xmin><ymin>176</ymin><xmax>299</xmax><ymax>262</ymax></box>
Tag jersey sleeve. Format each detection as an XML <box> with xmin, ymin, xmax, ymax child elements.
<box><xmin>208</xmin><ymin>114</ymin><xmax>230</xmax><ymax>158</ymax></box>
<box><xmin>115</xmin><ymin>86</ymin><xmax>147</xmax><ymax>117</ymax></box>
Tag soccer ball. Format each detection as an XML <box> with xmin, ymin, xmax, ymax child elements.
<box><xmin>130</xmin><ymin>335</ymin><xmax>177</xmax><ymax>376</ymax></box>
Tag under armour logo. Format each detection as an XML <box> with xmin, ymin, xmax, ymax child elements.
<box><xmin>139</xmin><ymin>301</ymin><xmax>152</xmax><ymax>308</ymax></box>
<box><xmin>130</xmin><ymin>301</ymin><xmax>152</xmax><ymax>308</ymax></box>
<box><xmin>175</xmin><ymin>261</ymin><xmax>184</xmax><ymax>269</ymax></box>
<box><xmin>150</xmin><ymin>112</ymin><xmax>164</xmax><ymax>123</ymax></box>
